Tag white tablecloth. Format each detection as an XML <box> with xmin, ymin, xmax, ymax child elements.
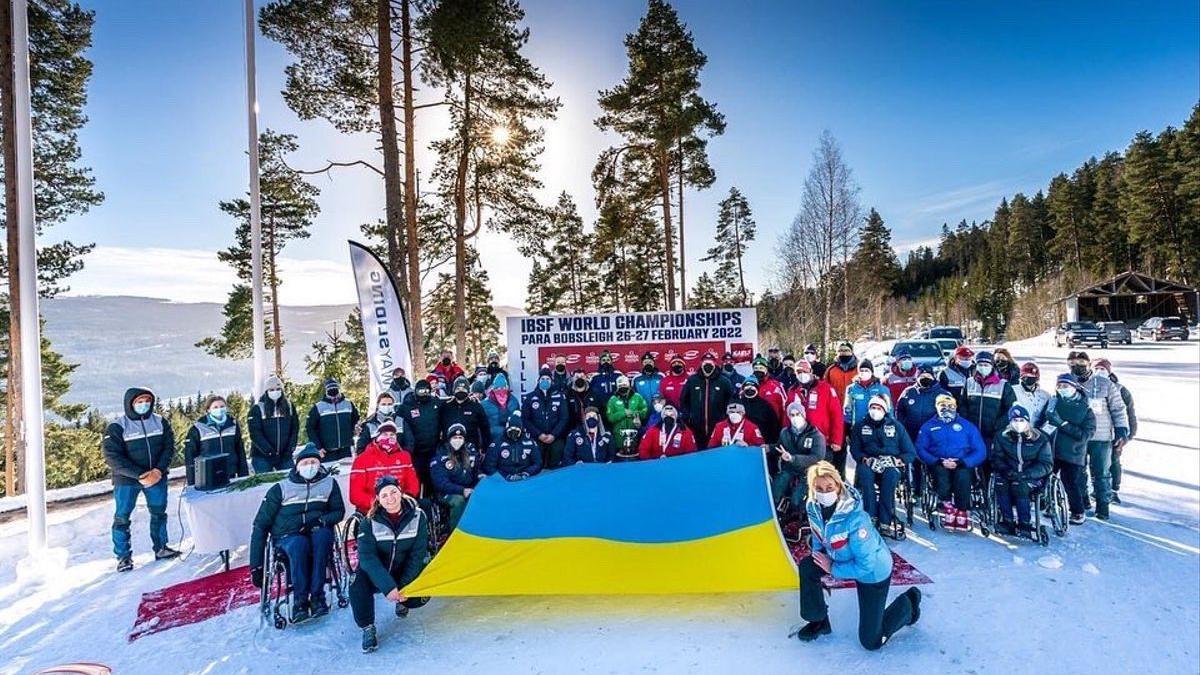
<box><xmin>181</xmin><ymin>466</ymin><xmax>352</xmax><ymax>554</ymax></box>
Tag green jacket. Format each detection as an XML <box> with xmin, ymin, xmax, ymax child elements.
<box><xmin>606</xmin><ymin>391</ymin><xmax>649</xmax><ymax>436</ymax></box>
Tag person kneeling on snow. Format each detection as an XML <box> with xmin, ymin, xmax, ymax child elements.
<box><xmin>794</xmin><ymin>460</ymin><xmax>921</xmax><ymax>648</ymax></box>
<box><xmin>353</xmin><ymin>475</ymin><xmax>430</xmax><ymax>653</ymax></box>
<box><xmin>249</xmin><ymin>444</ymin><xmax>345</xmax><ymax>623</ymax></box>
<box><xmin>989</xmin><ymin>405</ymin><xmax>1053</xmax><ymax>537</ymax></box>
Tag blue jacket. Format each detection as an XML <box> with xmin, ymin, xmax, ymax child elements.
<box><xmin>430</xmin><ymin>442</ymin><xmax>483</xmax><ymax>496</ymax></box>
<box><xmin>843</xmin><ymin>379</ymin><xmax>891</xmax><ymax>425</ymax></box>
<box><xmin>633</xmin><ymin>371</ymin><xmax>663</xmax><ymax>404</ymax></box>
<box><xmin>481</xmin><ymin>393</ymin><xmax>520</xmax><ymax>447</ymax></box>
<box><xmin>806</xmin><ymin>487</ymin><xmax>893</xmax><ymax>584</ymax></box>
<box><xmin>915</xmin><ymin>414</ymin><xmax>987</xmax><ymax>467</ymax></box>
<box><xmin>522</xmin><ymin>387</ymin><xmax>568</xmax><ymax>439</ymax></box>
<box><xmin>895</xmin><ymin>381</ymin><xmax>948</xmax><ymax>441</ymax></box>
<box><xmin>721</xmin><ymin>365</ymin><xmax>745</xmax><ymax>390</ymax></box>
<box><xmin>563</xmin><ymin>424</ymin><xmax>615</xmax><ymax>464</ymax></box>
<box><xmin>589</xmin><ymin>365</ymin><xmax>621</xmax><ymax>409</ymax></box>
<box><xmin>484</xmin><ymin>412</ymin><xmax>543</xmax><ymax>478</ymax></box>
<box><xmin>849</xmin><ymin>415</ymin><xmax>916</xmax><ymax>466</ymax></box>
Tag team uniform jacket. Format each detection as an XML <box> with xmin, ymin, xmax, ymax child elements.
<box><xmin>431</xmin><ymin>444</ymin><xmax>483</xmax><ymax>496</ymax></box>
<box><xmin>962</xmin><ymin>373</ymin><xmax>1016</xmax><ymax>443</ymax></box>
<box><xmin>354</xmin><ymin>498</ymin><xmax>430</xmax><ymax>596</ymax></box>
<box><xmin>637</xmin><ymin>422</ymin><xmax>698</xmax><ymax>459</ymax></box>
<box><xmin>183</xmin><ymin>416</ymin><xmax>249</xmax><ymax>486</ymax></box>
<box><xmin>915</xmin><ymin>414</ymin><xmax>987</xmax><ymax>468</ymax></box>
<box><xmin>248</xmin><ymin>394</ymin><xmax>300</xmax><ymax>465</ymax></box>
<box><xmin>707</xmin><ymin>418</ymin><xmax>765</xmax><ymax>448</ymax></box>
<box><xmin>305</xmin><ymin>396</ymin><xmax>360</xmax><ymax>452</ymax></box>
<box><xmin>349</xmin><ymin>441</ymin><xmax>420</xmax><ymax>513</ymax></box>
<box><xmin>787</xmin><ymin>380</ymin><xmax>845</xmax><ymax>448</ymax></box>
<box><xmin>249</xmin><ymin>467</ymin><xmax>345</xmax><ymax>569</ymax></box>
<box><xmin>806</xmin><ymin>487</ymin><xmax>893</xmax><ymax>584</ymax></box>
<box><xmin>102</xmin><ymin>387</ymin><xmax>175</xmax><ymax>487</ymax></box>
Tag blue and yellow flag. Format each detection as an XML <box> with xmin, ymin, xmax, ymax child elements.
<box><xmin>403</xmin><ymin>446</ymin><xmax>798</xmax><ymax>596</ymax></box>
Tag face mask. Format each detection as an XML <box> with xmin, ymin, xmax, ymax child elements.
<box><xmin>671</xmin><ymin>365</ymin><xmax>684</xmax><ymax>375</ymax></box>
<box><xmin>441</xmin><ymin>357</ymin><xmax>452</xmax><ymax>366</ymax></box>
<box><xmin>585</xmin><ymin>417</ymin><xmax>599</xmax><ymax>429</ymax></box>
<box><xmin>662</xmin><ymin>414</ymin><xmax>676</xmax><ymax>424</ymax></box>
<box><xmin>1057</xmin><ymin>387</ymin><xmax>1076</xmax><ymax>399</ymax></box>
<box><xmin>209</xmin><ymin>407</ymin><xmax>227</xmax><ymax>423</ymax></box>
<box><xmin>417</xmin><ymin>389</ymin><xmax>431</xmax><ymax>401</ymax></box>
<box><xmin>814</xmin><ymin>490</ymin><xmax>839</xmax><ymax>507</ymax></box>
<box><xmin>653</xmin><ymin>402</ymin><xmax>664</xmax><ymax>413</ymax></box>
<box><xmin>899</xmin><ymin>359</ymin><xmax>913</xmax><ymax>371</ymax></box>
<box><xmin>768</xmin><ymin>358</ymin><xmax>781</xmax><ymax>369</ymax></box>
<box><xmin>804</xmin><ymin>353</ymin><xmax>816</xmax><ymax>362</ymax></box>
<box><xmin>753</xmin><ymin>369</ymin><xmax>767</xmax><ymax>380</ymax></box>
<box><xmin>1012</xmin><ymin>419</ymin><xmax>1030</xmax><ymax>434</ymax></box>
<box><xmin>506</xmin><ymin>428</ymin><xmax>521</xmax><ymax>441</ymax></box>
<box><xmin>392</xmin><ymin>377</ymin><xmax>410</xmax><ymax>390</ymax></box>
<box><xmin>957</xmin><ymin>358</ymin><xmax>972</xmax><ymax>369</ymax></box>
<box><xmin>1069</xmin><ymin>364</ymin><xmax>1090</xmax><ymax>378</ymax></box>
<box><xmin>643</xmin><ymin>364</ymin><xmax>655</xmax><ymax>374</ymax></box>
<box><xmin>538</xmin><ymin>379</ymin><xmax>551</xmax><ymax>392</ymax></box>
<box><xmin>133</xmin><ymin>401</ymin><xmax>152</xmax><ymax>416</ymax></box>
<box><xmin>799</xmin><ymin>373</ymin><xmax>813</xmax><ymax>384</ymax></box>
<box><xmin>918</xmin><ymin>375</ymin><xmax>934</xmax><ymax>388</ymax></box>
<box><xmin>701</xmin><ymin>363</ymin><xmax>715</xmax><ymax>376</ymax></box>
<box><xmin>995</xmin><ymin>359</ymin><xmax>1009</xmax><ymax>368</ymax></box>
<box><xmin>868</xmin><ymin>408</ymin><xmax>885</xmax><ymax>422</ymax></box>
<box><xmin>938</xmin><ymin>408</ymin><xmax>955</xmax><ymax>422</ymax></box>
<box><xmin>573</xmin><ymin>380</ymin><xmax>588</xmax><ymax>392</ymax></box>
<box><xmin>784</xmin><ymin>364</ymin><xmax>795</xmax><ymax>373</ymax></box>
<box><xmin>454</xmin><ymin>391</ymin><xmax>468</xmax><ymax>402</ymax></box>
<box><xmin>267</xmin><ymin>389</ymin><xmax>283</xmax><ymax>401</ymax></box>
<box><xmin>617</xmin><ymin>386</ymin><xmax>630</xmax><ymax>396</ymax></box>
<box><xmin>838</xmin><ymin>354</ymin><xmax>853</xmax><ymax>364</ymax></box>
<box><xmin>378</xmin><ymin>435</ymin><xmax>398</xmax><ymax>452</ymax></box>
<box><xmin>790</xmin><ymin>414</ymin><xmax>806</xmax><ymax>429</ymax></box>
<box><xmin>378</xmin><ymin>404</ymin><xmax>395</xmax><ymax>416</ymax></box>
<box><xmin>555</xmin><ymin>364</ymin><xmax>566</xmax><ymax>373</ymax></box>
<box><xmin>1093</xmin><ymin>368</ymin><xmax>1109</xmax><ymax>379</ymax></box>
<box><xmin>298</xmin><ymin>463</ymin><xmax>319</xmax><ymax>480</ymax></box>
<box><xmin>488</xmin><ymin>361</ymin><xmax>499</xmax><ymax>370</ymax></box>
<box><xmin>1020</xmin><ymin>376</ymin><xmax>1038</xmax><ymax>390</ymax></box>
<box><xmin>450</xmin><ymin>437</ymin><xmax>465</xmax><ymax>450</ymax></box>
<box><xmin>976</xmin><ymin>364</ymin><xmax>993</xmax><ymax>376</ymax></box>
<box><xmin>728</xmin><ymin>412</ymin><xmax>743</xmax><ymax>424</ymax></box>
<box><xmin>858</xmin><ymin>371</ymin><xmax>872</xmax><ymax>382</ymax></box>
<box><xmin>743</xmin><ymin>387</ymin><xmax>758</xmax><ymax>398</ymax></box>
<box><xmin>326</xmin><ymin>388</ymin><xmax>340</xmax><ymax>398</ymax></box>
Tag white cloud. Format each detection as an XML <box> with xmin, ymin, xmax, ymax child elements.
<box><xmin>910</xmin><ymin>180</ymin><xmax>1011</xmax><ymax>216</ymax></box>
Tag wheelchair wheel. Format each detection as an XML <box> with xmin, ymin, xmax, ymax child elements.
<box><xmin>339</xmin><ymin>515</ymin><xmax>362</xmax><ymax>579</ymax></box>
<box><xmin>329</xmin><ymin>526</ymin><xmax>350</xmax><ymax>609</ymax></box>
<box><xmin>269</xmin><ymin>547</ymin><xmax>290</xmax><ymax>630</ymax></box>
<box><xmin>920</xmin><ymin>473</ymin><xmax>939</xmax><ymax>531</ymax></box>
<box><xmin>1048</xmin><ymin>476</ymin><xmax>1070</xmax><ymax>537</ymax></box>
<box><xmin>978</xmin><ymin>476</ymin><xmax>997</xmax><ymax>538</ymax></box>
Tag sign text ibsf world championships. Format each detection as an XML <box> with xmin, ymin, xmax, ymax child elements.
<box><xmin>519</xmin><ymin>310</ymin><xmax>746</xmax><ymax>345</ymax></box>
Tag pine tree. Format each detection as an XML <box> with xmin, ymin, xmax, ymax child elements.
<box><xmin>595</xmin><ymin>0</ymin><xmax>724</xmax><ymax>310</ymax></box>
<box><xmin>197</xmin><ymin>130</ymin><xmax>319</xmax><ymax>370</ymax></box>
<box><xmin>423</xmin><ymin>247</ymin><xmax>500</xmax><ymax>366</ymax></box>
<box><xmin>522</xmin><ymin>192</ymin><xmax>596</xmax><ymax>314</ymax></box>
<box><xmin>702</xmin><ymin>186</ymin><xmax>754</xmax><ymax>305</ymax></box>
<box><xmin>689</xmin><ymin>271</ymin><xmax>725</xmax><ymax>309</ymax></box>
<box><xmin>1121</xmin><ymin>128</ymin><xmax>1191</xmax><ymax>282</ymax></box>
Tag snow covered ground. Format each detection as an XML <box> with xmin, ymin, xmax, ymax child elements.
<box><xmin>1</xmin><ymin>335</ymin><xmax>1197</xmax><ymax>674</ymax></box>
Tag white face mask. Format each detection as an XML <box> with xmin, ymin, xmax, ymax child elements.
<box><xmin>450</xmin><ymin>437</ymin><xmax>465</xmax><ymax>450</ymax></box>
<box><xmin>728</xmin><ymin>412</ymin><xmax>743</xmax><ymax>424</ymax></box>
<box><xmin>814</xmin><ymin>490</ymin><xmax>839</xmax><ymax>507</ymax></box>
<box><xmin>1093</xmin><ymin>368</ymin><xmax>1109</xmax><ymax>379</ymax></box>
<box><xmin>298</xmin><ymin>462</ymin><xmax>320</xmax><ymax>480</ymax></box>
<box><xmin>976</xmin><ymin>363</ymin><xmax>993</xmax><ymax>376</ymax></box>
<box><xmin>789</xmin><ymin>414</ymin><xmax>806</xmax><ymax>429</ymax></box>
<box><xmin>869</xmin><ymin>408</ymin><xmax>885</xmax><ymax>422</ymax></box>
<box><xmin>267</xmin><ymin>389</ymin><xmax>283</xmax><ymax>401</ymax></box>
<box><xmin>654</xmin><ymin>402</ymin><xmax>664</xmax><ymax>413</ymax></box>
<box><xmin>858</xmin><ymin>370</ymin><xmax>873</xmax><ymax>382</ymax></box>
<box><xmin>957</xmin><ymin>358</ymin><xmax>973</xmax><ymax>369</ymax></box>
<box><xmin>1012</xmin><ymin>419</ymin><xmax>1030</xmax><ymax>434</ymax></box>
<box><xmin>799</xmin><ymin>373</ymin><xmax>813</xmax><ymax>384</ymax></box>
<box><xmin>804</xmin><ymin>353</ymin><xmax>815</xmax><ymax>362</ymax></box>
<box><xmin>378</xmin><ymin>404</ymin><xmax>395</xmax><ymax>416</ymax></box>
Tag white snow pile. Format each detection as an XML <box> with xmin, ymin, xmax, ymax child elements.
<box><xmin>1</xmin><ymin>338</ymin><xmax>1197</xmax><ymax>674</ymax></box>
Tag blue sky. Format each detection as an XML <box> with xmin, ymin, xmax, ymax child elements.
<box><xmin>57</xmin><ymin>0</ymin><xmax>1199</xmax><ymax>307</ymax></box>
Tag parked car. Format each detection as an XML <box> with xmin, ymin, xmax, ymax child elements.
<box><xmin>1098</xmin><ymin>321</ymin><xmax>1132</xmax><ymax>345</ymax></box>
<box><xmin>1055</xmin><ymin>321</ymin><xmax>1107</xmax><ymax>348</ymax></box>
<box><xmin>919</xmin><ymin>326</ymin><xmax>965</xmax><ymax>346</ymax></box>
<box><xmin>932</xmin><ymin>338</ymin><xmax>960</xmax><ymax>358</ymax></box>
<box><xmin>886</xmin><ymin>340</ymin><xmax>947</xmax><ymax>371</ymax></box>
<box><xmin>1137</xmin><ymin>316</ymin><xmax>1190</xmax><ymax>341</ymax></box>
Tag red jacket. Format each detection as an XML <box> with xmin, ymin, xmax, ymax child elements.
<box><xmin>638</xmin><ymin>423</ymin><xmax>698</xmax><ymax>459</ymax></box>
<box><xmin>757</xmin><ymin>377</ymin><xmax>788</xmax><ymax>425</ymax></box>
<box><xmin>434</xmin><ymin>361</ymin><xmax>465</xmax><ymax>385</ymax></box>
<box><xmin>349</xmin><ymin>442</ymin><xmax>420</xmax><ymax>513</ymax></box>
<box><xmin>707</xmin><ymin>419</ymin><xmax>764</xmax><ymax>449</ymax></box>
<box><xmin>786</xmin><ymin>380</ymin><xmax>845</xmax><ymax>448</ymax></box>
<box><xmin>885</xmin><ymin>363</ymin><xmax>919</xmax><ymax>402</ymax></box>
<box><xmin>659</xmin><ymin>374</ymin><xmax>688</xmax><ymax>408</ymax></box>
<box><xmin>824</xmin><ymin>357</ymin><xmax>859</xmax><ymax>402</ymax></box>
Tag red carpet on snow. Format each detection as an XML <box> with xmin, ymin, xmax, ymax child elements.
<box><xmin>128</xmin><ymin>532</ymin><xmax>929</xmax><ymax>641</ymax></box>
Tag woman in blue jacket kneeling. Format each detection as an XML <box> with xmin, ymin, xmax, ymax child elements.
<box><xmin>795</xmin><ymin>460</ymin><xmax>922</xmax><ymax>649</ymax></box>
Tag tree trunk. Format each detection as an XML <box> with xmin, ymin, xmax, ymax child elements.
<box><xmin>267</xmin><ymin>217</ymin><xmax>283</xmax><ymax>374</ymax></box>
<box><xmin>399</xmin><ymin>0</ymin><xmax>424</xmax><ymax>373</ymax></box>
<box><xmin>376</xmin><ymin>0</ymin><xmax>408</xmax><ymax>310</ymax></box>
<box><xmin>733</xmin><ymin>203</ymin><xmax>746</xmax><ymax>305</ymax></box>
<box><xmin>657</xmin><ymin>151</ymin><xmax>676</xmax><ymax>311</ymax></box>
<box><xmin>1</xmin><ymin>0</ymin><xmax>23</xmax><ymax>496</ymax></box>
<box><xmin>676</xmin><ymin>138</ymin><xmax>686</xmax><ymax>309</ymax></box>
<box><xmin>452</xmin><ymin>73</ymin><xmax>471</xmax><ymax>359</ymax></box>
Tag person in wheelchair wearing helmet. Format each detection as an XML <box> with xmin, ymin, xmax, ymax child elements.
<box><xmin>772</xmin><ymin>402</ymin><xmax>827</xmax><ymax>520</ymax></box>
<box><xmin>484</xmin><ymin>411</ymin><xmax>543</xmax><ymax>480</ymax></box>
<box><xmin>989</xmin><ymin>405</ymin><xmax>1053</xmax><ymax>537</ymax></box>
<box><xmin>249</xmin><ymin>443</ymin><xmax>345</xmax><ymax>623</ymax></box>
<box><xmin>354</xmin><ymin>475</ymin><xmax>431</xmax><ymax>653</ymax></box>
<box><xmin>916</xmin><ymin>394</ymin><xmax>987</xmax><ymax>531</ymax></box>
<box><xmin>431</xmin><ymin>423</ymin><xmax>484</xmax><ymax>530</ymax></box>
<box><xmin>849</xmin><ymin>396</ymin><xmax>915</xmax><ymax>538</ymax></box>
<box><xmin>564</xmin><ymin>406</ymin><xmax>615</xmax><ymax>464</ymax></box>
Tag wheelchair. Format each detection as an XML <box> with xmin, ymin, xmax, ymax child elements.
<box><xmin>856</xmin><ymin>461</ymin><xmax>916</xmax><ymax>541</ymax></box>
<box><xmin>918</xmin><ymin>465</ymin><xmax>989</xmax><ymax>533</ymax></box>
<box><xmin>977</xmin><ymin>473</ymin><xmax>1070</xmax><ymax>546</ymax></box>
<box><xmin>258</xmin><ymin>528</ymin><xmax>350</xmax><ymax>630</ymax></box>
<box><xmin>337</xmin><ymin>498</ymin><xmax>446</xmax><ymax>583</ymax></box>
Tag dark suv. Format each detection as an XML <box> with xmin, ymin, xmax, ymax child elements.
<box><xmin>1137</xmin><ymin>317</ymin><xmax>1190</xmax><ymax>341</ymax></box>
<box><xmin>1055</xmin><ymin>321</ymin><xmax>1107</xmax><ymax>348</ymax></box>
<box><xmin>1098</xmin><ymin>321</ymin><xmax>1132</xmax><ymax>345</ymax></box>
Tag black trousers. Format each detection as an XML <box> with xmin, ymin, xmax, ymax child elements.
<box><xmin>350</xmin><ymin>568</ymin><xmax>424</xmax><ymax>628</ymax></box>
<box><xmin>929</xmin><ymin>463</ymin><xmax>972</xmax><ymax>510</ymax></box>
<box><xmin>1055</xmin><ymin>459</ymin><xmax>1087</xmax><ymax>516</ymax></box>
<box><xmin>799</xmin><ymin>556</ymin><xmax>914</xmax><ymax>651</ymax></box>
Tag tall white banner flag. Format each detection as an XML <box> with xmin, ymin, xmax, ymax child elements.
<box><xmin>348</xmin><ymin>241</ymin><xmax>412</xmax><ymax>402</ymax></box>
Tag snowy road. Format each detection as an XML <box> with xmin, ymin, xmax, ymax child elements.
<box><xmin>1</xmin><ymin>335</ymin><xmax>1197</xmax><ymax>674</ymax></box>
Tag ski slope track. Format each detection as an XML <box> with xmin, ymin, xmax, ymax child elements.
<box><xmin>1</xmin><ymin>334</ymin><xmax>1197</xmax><ymax>674</ymax></box>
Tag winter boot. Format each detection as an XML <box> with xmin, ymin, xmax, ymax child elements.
<box><xmin>395</xmin><ymin>602</ymin><xmax>409</xmax><ymax>619</ymax></box>
<box><xmin>154</xmin><ymin>546</ymin><xmax>181</xmax><ymax>560</ymax></box>
<box><xmin>1069</xmin><ymin>513</ymin><xmax>1086</xmax><ymax>526</ymax></box>
<box><xmin>939</xmin><ymin>502</ymin><xmax>955</xmax><ymax>527</ymax></box>
<box><xmin>1111</xmin><ymin>491</ymin><xmax>1122</xmax><ymax>505</ymax></box>
<box><xmin>997</xmin><ymin>520</ymin><xmax>1017</xmax><ymax>536</ymax></box>
<box><xmin>116</xmin><ymin>556</ymin><xmax>133</xmax><ymax>573</ymax></box>
<box><xmin>290</xmin><ymin>601</ymin><xmax>311</xmax><ymax>624</ymax></box>
<box><xmin>361</xmin><ymin>625</ymin><xmax>378</xmax><ymax>653</ymax></box>
<box><xmin>1017</xmin><ymin>522</ymin><xmax>1035</xmax><ymax>540</ymax></box>
<box><xmin>1095</xmin><ymin>504</ymin><xmax>1110</xmax><ymax>521</ymax></box>
<box><xmin>794</xmin><ymin>618</ymin><xmax>832</xmax><ymax>642</ymax></box>
<box><xmin>905</xmin><ymin>587</ymin><xmax>922</xmax><ymax>626</ymax></box>
<box><xmin>310</xmin><ymin>594</ymin><xmax>330</xmax><ymax>618</ymax></box>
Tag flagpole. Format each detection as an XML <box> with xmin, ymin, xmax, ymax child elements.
<box><xmin>245</xmin><ymin>0</ymin><xmax>266</xmax><ymax>395</ymax></box>
<box><xmin>11</xmin><ymin>0</ymin><xmax>47</xmax><ymax>552</ymax></box>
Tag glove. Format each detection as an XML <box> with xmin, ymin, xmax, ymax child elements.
<box><xmin>862</xmin><ymin>457</ymin><xmax>878</xmax><ymax>472</ymax></box>
<box><xmin>251</xmin><ymin>567</ymin><xmax>264</xmax><ymax>589</ymax></box>
<box><xmin>506</xmin><ymin>473</ymin><xmax>524</xmax><ymax>482</ymax></box>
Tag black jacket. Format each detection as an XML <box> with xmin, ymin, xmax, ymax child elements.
<box><xmin>355</xmin><ymin>498</ymin><xmax>429</xmax><ymax>595</ymax></box>
<box><xmin>305</xmin><ymin>395</ymin><xmax>359</xmax><ymax>452</ymax></box>
<box><xmin>400</xmin><ymin>394</ymin><xmax>443</xmax><ymax>454</ymax></box>
<box><xmin>102</xmin><ymin>387</ymin><xmax>175</xmax><ymax>487</ymax></box>
<box><xmin>849</xmin><ymin>415</ymin><xmax>916</xmax><ymax>467</ymax></box>
<box><xmin>184</xmin><ymin>415</ymin><xmax>249</xmax><ymax>486</ymax></box>
<box><xmin>248</xmin><ymin>394</ymin><xmax>300</xmax><ymax>463</ymax></box>
<box><xmin>989</xmin><ymin>428</ymin><xmax>1053</xmax><ymax>482</ymax></box>
<box><xmin>438</xmin><ymin>397</ymin><xmax>491</xmax><ymax>450</ymax></box>
<box><xmin>249</xmin><ymin>467</ymin><xmax>345</xmax><ymax>569</ymax></box>
<box><xmin>1044</xmin><ymin>393</ymin><xmax>1097</xmax><ymax>465</ymax></box>
<box><xmin>740</xmin><ymin>394</ymin><xmax>781</xmax><ymax>444</ymax></box>
<box><xmin>680</xmin><ymin>370</ymin><xmax>734</xmax><ymax>444</ymax></box>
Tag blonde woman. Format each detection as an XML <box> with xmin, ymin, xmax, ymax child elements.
<box><xmin>794</xmin><ymin>461</ymin><xmax>922</xmax><ymax>649</ymax></box>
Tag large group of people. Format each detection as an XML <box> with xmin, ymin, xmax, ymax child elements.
<box><xmin>101</xmin><ymin>339</ymin><xmax>1136</xmax><ymax>651</ymax></box>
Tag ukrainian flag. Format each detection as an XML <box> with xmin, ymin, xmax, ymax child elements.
<box><xmin>403</xmin><ymin>446</ymin><xmax>798</xmax><ymax>596</ymax></box>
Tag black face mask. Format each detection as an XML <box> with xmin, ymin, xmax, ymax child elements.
<box><xmin>392</xmin><ymin>378</ymin><xmax>410</xmax><ymax>391</ymax></box>
<box><xmin>617</xmin><ymin>386</ymin><xmax>630</xmax><ymax>396</ymax></box>
<box><xmin>838</xmin><ymin>354</ymin><xmax>853</xmax><ymax>365</ymax></box>
<box><xmin>743</xmin><ymin>387</ymin><xmax>758</xmax><ymax>399</ymax></box>
<box><xmin>918</xmin><ymin>376</ymin><xmax>934</xmax><ymax>389</ymax></box>
<box><xmin>671</xmin><ymin>365</ymin><xmax>684</xmax><ymax>375</ymax></box>
<box><xmin>995</xmin><ymin>359</ymin><xmax>1009</xmax><ymax>369</ymax></box>
<box><xmin>441</xmin><ymin>357</ymin><xmax>452</xmax><ymax>366</ymax></box>
<box><xmin>555</xmin><ymin>364</ymin><xmax>567</xmax><ymax>373</ymax></box>
<box><xmin>454</xmin><ymin>391</ymin><xmax>468</xmax><ymax>402</ymax></box>
<box><xmin>506</xmin><ymin>428</ymin><xmax>521</xmax><ymax>441</ymax></box>
<box><xmin>753</xmin><ymin>370</ymin><xmax>767</xmax><ymax>381</ymax></box>
<box><xmin>768</xmin><ymin>358</ymin><xmax>781</xmax><ymax>369</ymax></box>
<box><xmin>487</xmin><ymin>363</ymin><xmax>499</xmax><ymax>374</ymax></box>
<box><xmin>573</xmin><ymin>380</ymin><xmax>588</xmax><ymax>392</ymax></box>
<box><xmin>662</xmin><ymin>415</ymin><xmax>676</xmax><ymax>428</ymax></box>
<box><xmin>1069</xmin><ymin>364</ymin><xmax>1090</xmax><ymax>378</ymax></box>
<box><xmin>701</xmin><ymin>363</ymin><xmax>715</xmax><ymax>376</ymax></box>
<box><xmin>723</xmin><ymin>364</ymin><xmax>734</xmax><ymax>372</ymax></box>
<box><xmin>642</xmin><ymin>364</ymin><xmax>655</xmax><ymax>375</ymax></box>
<box><xmin>1020</xmin><ymin>376</ymin><xmax>1038</xmax><ymax>390</ymax></box>
<box><xmin>326</xmin><ymin>388</ymin><xmax>340</xmax><ymax>399</ymax></box>
<box><xmin>783</xmin><ymin>365</ymin><xmax>795</xmax><ymax>374</ymax></box>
